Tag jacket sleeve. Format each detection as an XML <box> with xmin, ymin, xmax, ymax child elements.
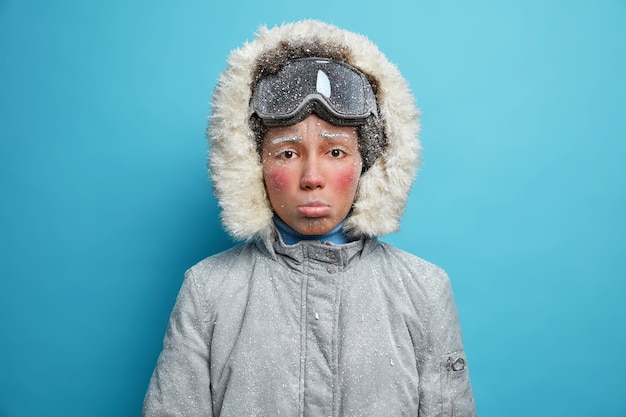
<box><xmin>416</xmin><ymin>268</ymin><xmax>476</xmax><ymax>417</ymax></box>
<box><xmin>143</xmin><ymin>268</ymin><xmax>213</xmax><ymax>417</ymax></box>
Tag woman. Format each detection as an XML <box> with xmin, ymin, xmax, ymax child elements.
<box><xmin>143</xmin><ymin>20</ymin><xmax>475</xmax><ymax>416</ymax></box>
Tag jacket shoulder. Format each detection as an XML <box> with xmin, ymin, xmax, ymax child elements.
<box><xmin>374</xmin><ymin>241</ymin><xmax>449</xmax><ymax>279</ymax></box>
<box><xmin>184</xmin><ymin>241</ymin><xmax>261</xmax><ymax>292</ymax></box>
<box><xmin>369</xmin><ymin>241</ymin><xmax>453</xmax><ymax>302</ymax></box>
<box><xmin>188</xmin><ymin>242</ymin><xmax>249</xmax><ymax>273</ymax></box>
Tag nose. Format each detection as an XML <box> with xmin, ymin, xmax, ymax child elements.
<box><xmin>300</xmin><ymin>156</ymin><xmax>325</xmax><ymax>190</ymax></box>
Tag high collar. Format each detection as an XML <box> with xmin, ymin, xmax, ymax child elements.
<box><xmin>254</xmin><ymin>224</ymin><xmax>378</xmax><ymax>274</ymax></box>
<box><xmin>273</xmin><ymin>216</ymin><xmax>350</xmax><ymax>246</ymax></box>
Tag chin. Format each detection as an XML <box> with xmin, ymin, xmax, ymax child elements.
<box><xmin>297</xmin><ymin>218</ymin><xmax>336</xmax><ymax>235</ymax></box>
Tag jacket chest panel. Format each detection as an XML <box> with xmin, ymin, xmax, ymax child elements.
<box><xmin>299</xmin><ymin>254</ymin><xmax>345</xmax><ymax>416</ymax></box>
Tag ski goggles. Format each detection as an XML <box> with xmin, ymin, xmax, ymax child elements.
<box><xmin>250</xmin><ymin>57</ymin><xmax>378</xmax><ymax>127</ymax></box>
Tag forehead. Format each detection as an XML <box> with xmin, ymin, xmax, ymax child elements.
<box><xmin>263</xmin><ymin>115</ymin><xmax>358</xmax><ymax>143</ymax></box>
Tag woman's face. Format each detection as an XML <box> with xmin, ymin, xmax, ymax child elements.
<box><xmin>261</xmin><ymin>114</ymin><xmax>363</xmax><ymax>235</ymax></box>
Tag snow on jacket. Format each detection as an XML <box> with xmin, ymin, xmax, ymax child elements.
<box><xmin>143</xmin><ymin>20</ymin><xmax>476</xmax><ymax>416</ymax></box>
<box><xmin>143</xmin><ymin>233</ymin><xmax>475</xmax><ymax>416</ymax></box>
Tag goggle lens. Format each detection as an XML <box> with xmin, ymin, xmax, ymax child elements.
<box><xmin>251</xmin><ymin>58</ymin><xmax>377</xmax><ymax>126</ymax></box>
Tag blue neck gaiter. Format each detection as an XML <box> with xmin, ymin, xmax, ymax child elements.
<box><xmin>273</xmin><ymin>216</ymin><xmax>349</xmax><ymax>245</ymax></box>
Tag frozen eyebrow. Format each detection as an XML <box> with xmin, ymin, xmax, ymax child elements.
<box><xmin>269</xmin><ymin>135</ymin><xmax>303</xmax><ymax>145</ymax></box>
<box><xmin>319</xmin><ymin>131</ymin><xmax>351</xmax><ymax>140</ymax></box>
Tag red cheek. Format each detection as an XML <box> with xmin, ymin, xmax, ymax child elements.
<box><xmin>265</xmin><ymin>169</ymin><xmax>291</xmax><ymax>192</ymax></box>
<box><xmin>333</xmin><ymin>166</ymin><xmax>361</xmax><ymax>191</ymax></box>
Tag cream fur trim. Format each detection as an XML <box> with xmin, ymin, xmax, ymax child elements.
<box><xmin>209</xmin><ymin>20</ymin><xmax>420</xmax><ymax>239</ymax></box>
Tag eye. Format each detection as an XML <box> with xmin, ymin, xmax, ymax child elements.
<box><xmin>329</xmin><ymin>149</ymin><xmax>345</xmax><ymax>158</ymax></box>
<box><xmin>279</xmin><ymin>150</ymin><xmax>295</xmax><ymax>159</ymax></box>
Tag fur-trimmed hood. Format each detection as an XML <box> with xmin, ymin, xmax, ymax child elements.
<box><xmin>208</xmin><ymin>20</ymin><xmax>420</xmax><ymax>240</ymax></box>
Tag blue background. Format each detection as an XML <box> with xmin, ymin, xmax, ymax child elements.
<box><xmin>1</xmin><ymin>0</ymin><xmax>625</xmax><ymax>416</ymax></box>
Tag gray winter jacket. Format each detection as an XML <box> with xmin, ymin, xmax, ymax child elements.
<box><xmin>143</xmin><ymin>232</ymin><xmax>474</xmax><ymax>416</ymax></box>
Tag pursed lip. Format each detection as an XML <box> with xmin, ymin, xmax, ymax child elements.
<box><xmin>297</xmin><ymin>200</ymin><xmax>331</xmax><ymax>217</ymax></box>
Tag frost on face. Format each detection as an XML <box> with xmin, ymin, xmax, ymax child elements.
<box><xmin>250</xmin><ymin>40</ymin><xmax>386</xmax><ymax>171</ymax></box>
